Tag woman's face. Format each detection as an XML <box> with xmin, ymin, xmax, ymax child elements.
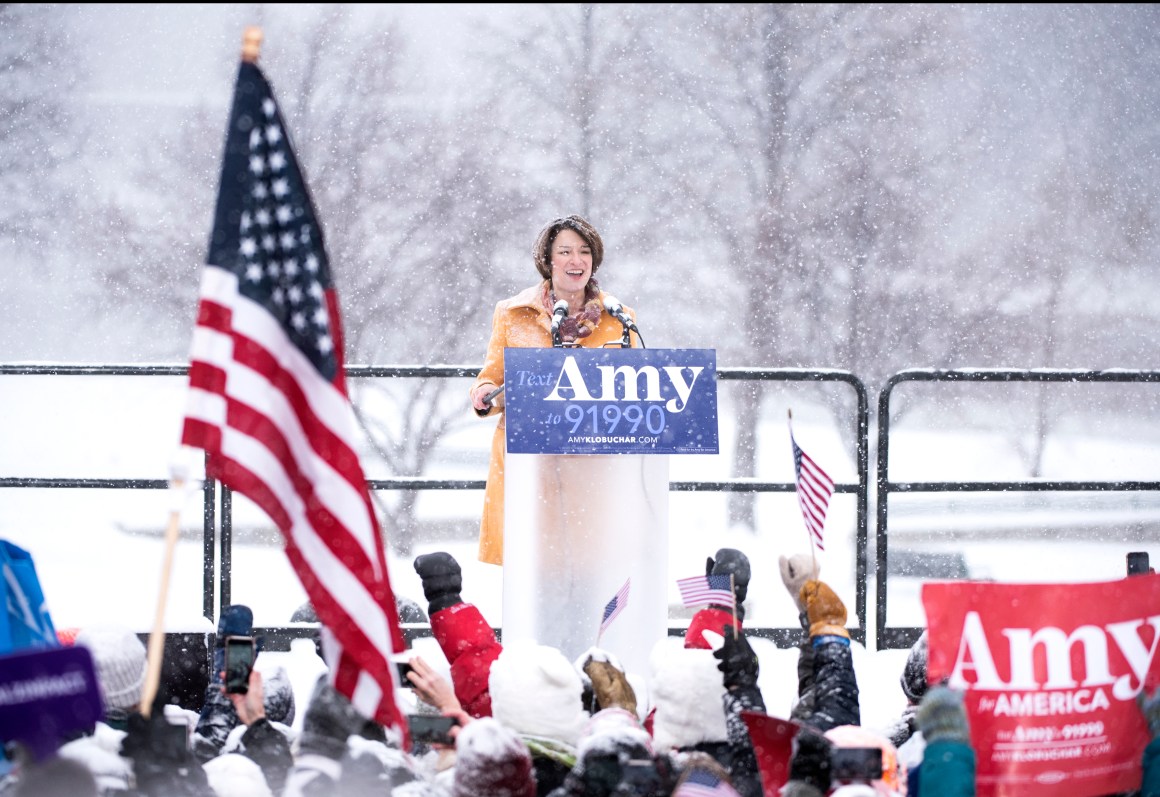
<box><xmin>549</xmin><ymin>228</ymin><xmax>593</xmax><ymax>296</ymax></box>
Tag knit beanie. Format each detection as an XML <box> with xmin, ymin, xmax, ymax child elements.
<box><xmin>75</xmin><ymin>625</ymin><xmax>147</xmax><ymax>712</ymax></box>
<box><xmin>899</xmin><ymin>631</ymin><xmax>929</xmax><ymax>704</ymax></box>
<box><xmin>489</xmin><ymin>640</ymin><xmax>587</xmax><ymax>746</ymax></box>
<box><xmin>916</xmin><ymin>685</ymin><xmax>970</xmax><ymax>744</ymax></box>
<box><xmin>648</xmin><ymin>641</ymin><xmax>728</xmax><ymax>750</ymax></box>
<box><xmin>453</xmin><ymin>717</ymin><xmax>536</xmax><ymax>797</ymax></box>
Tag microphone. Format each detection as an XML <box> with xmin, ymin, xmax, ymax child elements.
<box><xmin>603</xmin><ymin>295</ymin><xmax>638</xmax><ymax>333</ymax></box>
<box><xmin>550</xmin><ymin>299</ymin><xmax>569</xmax><ymax>335</ymax></box>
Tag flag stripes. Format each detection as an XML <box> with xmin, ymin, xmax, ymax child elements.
<box><xmin>182</xmin><ymin>59</ymin><xmax>405</xmax><ymax>733</ymax></box>
<box><xmin>677</xmin><ymin>573</ymin><xmax>735</xmax><ymax>609</ymax></box>
<box><xmin>599</xmin><ymin>578</ymin><xmax>630</xmax><ymax>634</ymax></box>
<box><xmin>790</xmin><ymin>424</ymin><xmax>834</xmax><ymax>552</ymax></box>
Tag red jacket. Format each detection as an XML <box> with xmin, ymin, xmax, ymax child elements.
<box><xmin>430</xmin><ymin>602</ymin><xmax>503</xmax><ymax>717</ymax></box>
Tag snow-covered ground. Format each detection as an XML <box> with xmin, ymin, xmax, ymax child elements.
<box><xmin>1</xmin><ymin>370</ymin><xmax>1157</xmax><ymax>736</ymax></box>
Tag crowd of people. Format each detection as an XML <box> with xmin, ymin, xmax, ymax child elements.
<box><xmin>1</xmin><ymin>546</ymin><xmax>1157</xmax><ymax>796</ymax></box>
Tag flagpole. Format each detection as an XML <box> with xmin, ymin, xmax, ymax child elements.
<box><xmin>729</xmin><ymin>573</ymin><xmax>738</xmax><ymax>639</ymax></box>
<box><xmin>242</xmin><ymin>25</ymin><xmax>262</xmax><ymax>63</ymax></box>
<box><xmin>788</xmin><ymin>408</ymin><xmax>819</xmax><ymax>575</ymax></box>
<box><xmin>141</xmin><ymin>450</ymin><xmax>195</xmax><ymax>716</ymax></box>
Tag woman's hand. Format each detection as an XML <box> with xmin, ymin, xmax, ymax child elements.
<box><xmin>471</xmin><ymin>385</ymin><xmax>496</xmax><ymax>412</ymax></box>
<box><xmin>406</xmin><ymin>655</ymin><xmax>463</xmax><ymax>715</ymax></box>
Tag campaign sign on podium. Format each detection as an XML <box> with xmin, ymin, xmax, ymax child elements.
<box><xmin>504</xmin><ymin>347</ymin><xmax>718</xmax><ymax>455</ymax></box>
<box><xmin>502</xmin><ymin>348</ymin><xmax>717</xmax><ymax>673</ymax></box>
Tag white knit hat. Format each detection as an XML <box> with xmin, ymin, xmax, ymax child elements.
<box><xmin>648</xmin><ymin>640</ymin><xmax>728</xmax><ymax>750</ymax></box>
<box><xmin>76</xmin><ymin>625</ymin><xmax>147</xmax><ymax>712</ymax></box>
<box><xmin>489</xmin><ymin>640</ymin><xmax>587</xmax><ymax>746</ymax></box>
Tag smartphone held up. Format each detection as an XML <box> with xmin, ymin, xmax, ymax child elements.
<box><xmin>224</xmin><ymin>635</ymin><xmax>256</xmax><ymax>695</ymax></box>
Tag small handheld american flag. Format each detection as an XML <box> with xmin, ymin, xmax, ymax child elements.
<box><xmin>676</xmin><ymin>573</ymin><xmax>735</xmax><ymax>610</ymax></box>
<box><xmin>789</xmin><ymin>411</ymin><xmax>834</xmax><ymax>552</ymax></box>
<box><xmin>598</xmin><ymin>578</ymin><xmax>630</xmax><ymax>639</ymax></box>
<box><xmin>674</xmin><ymin>766</ymin><xmax>741</xmax><ymax>797</ymax></box>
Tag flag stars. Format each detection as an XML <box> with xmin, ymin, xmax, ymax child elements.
<box><xmin>262</xmin><ymin>98</ymin><xmax>275</xmax><ymax>117</ymax></box>
<box><xmin>276</xmin><ymin>205</ymin><xmax>292</xmax><ymax>224</ymax></box>
<box><xmin>317</xmin><ymin>335</ymin><xmax>333</xmax><ymax>355</ymax></box>
<box><xmin>255</xmin><ymin>208</ymin><xmax>272</xmax><ymax>227</ymax></box>
<box><xmin>308</xmin><ymin>281</ymin><xmax>323</xmax><ymax>300</ymax></box>
<box><xmin>267</xmin><ymin>261</ymin><xmax>282</xmax><ymax>279</ymax></box>
<box><xmin>245</xmin><ymin>263</ymin><xmax>263</xmax><ymax>282</ymax></box>
<box><xmin>240</xmin><ymin>237</ymin><xmax>257</xmax><ymax>257</ymax></box>
<box><xmin>272</xmin><ymin>177</ymin><xmax>289</xmax><ymax>198</ymax></box>
<box><xmin>250</xmin><ymin>128</ymin><xmax>262</xmax><ymax>148</ymax></box>
<box><xmin>305</xmin><ymin>254</ymin><xmax>319</xmax><ymax>273</ymax></box>
<box><xmin>287</xmin><ymin>285</ymin><xmax>303</xmax><ymax>304</ymax></box>
<box><xmin>249</xmin><ymin>155</ymin><xmax>265</xmax><ymax>175</ymax></box>
<box><xmin>252</xmin><ymin>183</ymin><xmax>268</xmax><ymax>200</ymax></box>
<box><xmin>290</xmin><ymin>311</ymin><xmax>307</xmax><ymax>331</ymax></box>
<box><xmin>284</xmin><ymin>258</ymin><xmax>299</xmax><ymax>277</ymax></box>
<box><xmin>313</xmin><ymin>306</ymin><xmax>329</xmax><ymax>327</ymax></box>
<box><xmin>266</xmin><ymin>124</ymin><xmax>282</xmax><ymax>145</ymax></box>
<box><xmin>240</xmin><ymin>211</ymin><xmax>253</xmax><ymax>231</ymax></box>
<box><xmin>262</xmin><ymin>234</ymin><xmax>276</xmax><ymax>252</ymax></box>
<box><xmin>279</xmin><ymin>231</ymin><xmax>296</xmax><ymax>250</ymax></box>
<box><xmin>268</xmin><ymin>150</ymin><xmax>287</xmax><ymax>171</ymax></box>
<box><xmin>271</xmin><ymin>287</ymin><xmax>284</xmax><ymax>305</ymax></box>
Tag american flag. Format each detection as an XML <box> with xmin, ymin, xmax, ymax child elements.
<box><xmin>674</xmin><ymin>767</ymin><xmax>741</xmax><ymax>797</ymax></box>
<box><xmin>790</xmin><ymin>421</ymin><xmax>834</xmax><ymax>552</ymax></box>
<box><xmin>677</xmin><ymin>573</ymin><xmax>735</xmax><ymax>610</ymax></box>
<box><xmin>181</xmin><ymin>58</ymin><xmax>406</xmax><ymax>733</ymax></box>
<box><xmin>599</xmin><ymin>578</ymin><xmax>630</xmax><ymax>635</ymax></box>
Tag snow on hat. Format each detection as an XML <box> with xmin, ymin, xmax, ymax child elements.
<box><xmin>831</xmin><ymin>786</ymin><xmax>880</xmax><ymax>797</ymax></box>
<box><xmin>576</xmin><ymin>707</ymin><xmax>654</xmax><ymax>759</ymax></box>
<box><xmin>648</xmin><ymin>640</ymin><xmax>727</xmax><ymax>750</ymax></box>
<box><xmin>258</xmin><ymin>663</ymin><xmax>296</xmax><ymax>725</ymax></box>
<box><xmin>489</xmin><ymin>640</ymin><xmax>587</xmax><ymax>746</ymax></box>
<box><xmin>203</xmin><ymin>752</ymin><xmax>273</xmax><ymax>797</ymax></box>
<box><xmin>453</xmin><ymin>717</ymin><xmax>536</xmax><ymax>797</ymax></box>
<box><xmin>75</xmin><ymin>625</ymin><xmax>147</xmax><ymax>712</ymax></box>
<box><xmin>899</xmin><ymin>630</ymin><xmax>929</xmax><ymax>704</ymax></box>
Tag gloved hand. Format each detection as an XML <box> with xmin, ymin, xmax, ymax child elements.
<box><xmin>779</xmin><ymin>554</ymin><xmax>819</xmax><ymax>613</ymax></box>
<box><xmin>1137</xmin><ymin>684</ymin><xmax>1160</xmax><ymax>739</ymax></box>
<box><xmin>413</xmin><ymin>552</ymin><xmax>463</xmax><ymax>614</ymax></box>
<box><xmin>787</xmin><ymin>726</ymin><xmax>832</xmax><ymax>794</ymax></box>
<box><xmin>121</xmin><ymin>686</ymin><xmax>211</xmax><ymax>796</ymax></box>
<box><xmin>298</xmin><ymin>674</ymin><xmax>367</xmax><ymax>760</ymax></box>
<box><xmin>916</xmin><ymin>685</ymin><xmax>970</xmax><ymax>744</ymax></box>
<box><xmin>713</xmin><ymin>629</ymin><xmax>759</xmax><ymax>691</ymax></box>
<box><xmin>801</xmin><ymin>580</ymin><xmax>848</xmax><ymax>639</ymax></box>
<box><xmin>582</xmin><ymin>655</ymin><xmax>637</xmax><ymax>715</ymax></box>
<box><xmin>706</xmin><ymin>548</ymin><xmax>750</xmax><ymax>616</ymax></box>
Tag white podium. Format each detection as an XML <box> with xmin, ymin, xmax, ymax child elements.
<box><xmin>502</xmin><ymin>452</ymin><xmax>668</xmax><ymax>675</ymax></box>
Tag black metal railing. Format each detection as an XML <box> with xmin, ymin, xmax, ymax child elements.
<box><xmin>0</xmin><ymin>363</ymin><xmax>869</xmax><ymax>651</ymax></box>
<box><xmin>875</xmin><ymin>368</ymin><xmax>1160</xmax><ymax>650</ymax></box>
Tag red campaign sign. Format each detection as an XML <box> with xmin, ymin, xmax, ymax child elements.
<box><xmin>923</xmin><ymin>575</ymin><xmax>1160</xmax><ymax>797</ymax></box>
<box><xmin>741</xmin><ymin>711</ymin><xmax>799</xmax><ymax>797</ymax></box>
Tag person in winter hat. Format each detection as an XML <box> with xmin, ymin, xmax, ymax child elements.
<box><xmin>684</xmin><ymin>548</ymin><xmax>752</xmax><ymax>649</ymax></box>
<box><xmin>193</xmin><ymin>604</ymin><xmax>255</xmax><ymax>761</ymax></box>
<box><xmin>282</xmin><ymin>673</ymin><xmax>435</xmax><ymax>796</ymax></box>
<box><xmin>546</xmin><ymin>706</ymin><xmax>675</xmax><ymax>797</ymax></box>
<box><xmin>885</xmin><ymin>631</ymin><xmax>929</xmax><ymax>777</ymax></box>
<box><xmin>490</xmin><ymin>639</ymin><xmax>589</xmax><ymax>794</ymax></box>
<box><xmin>453</xmin><ymin>716</ymin><xmax>537</xmax><ymax>797</ymax></box>
<box><xmin>75</xmin><ymin>625</ymin><xmax>148</xmax><ymax>725</ymax></box>
<box><xmin>912</xmin><ymin>684</ymin><xmax>972</xmax><ymax>797</ymax></box>
<box><xmin>414</xmin><ymin>551</ymin><xmax>503</xmax><ymax>718</ymax></box>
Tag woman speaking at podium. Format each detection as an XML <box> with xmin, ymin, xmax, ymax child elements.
<box><xmin>469</xmin><ymin>215</ymin><xmax>641</xmax><ymax>565</ymax></box>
